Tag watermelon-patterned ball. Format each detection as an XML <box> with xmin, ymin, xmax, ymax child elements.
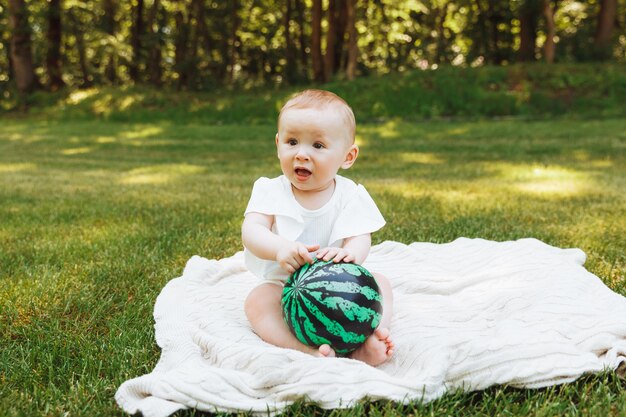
<box><xmin>281</xmin><ymin>259</ymin><xmax>383</xmax><ymax>354</ymax></box>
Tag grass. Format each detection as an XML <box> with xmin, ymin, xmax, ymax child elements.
<box><xmin>0</xmin><ymin>116</ymin><xmax>625</xmax><ymax>416</ymax></box>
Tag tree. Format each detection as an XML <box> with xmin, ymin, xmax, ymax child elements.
<box><xmin>435</xmin><ymin>2</ymin><xmax>452</xmax><ymax>64</ymax></box>
<box><xmin>8</xmin><ymin>0</ymin><xmax>38</xmax><ymax>93</ymax></box>
<box><xmin>324</xmin><ymin>0</ymin><xmax>337</xmax><ymax>81</ymax></box>
<box><xmin>129</xmin><ymin>0</ymin><xmax>144</xmax><ymax>82</ymax></box>
<box><xmin>294</xmin><ymin>0</ymin><xmax>308</xmax><ymax>75</ymax></box>
<box><xmin>593</xmin><ymin>0</ymin><xmax>617</xmax><ymax>59</ymax></box>
<box><xmin>67</xmin><ymin>7</ymin><xmax>91</xmax><ymax>87</ymax></box>
<box><xmin>311</xmin><ymin>0</ymin><xmax>324</xmax><ymax>82</ymax></box>
<box><xmin>283</xmin><ymin>0</ymin><xmax>297</xmax><ymax>83</ymax></box>
<box><xmin>173</xmin><ymin>2</ymin><xmax>190</xmax><ymax>88</ymax></box>
<box><xmin>345</xmin><ymin>0</ymin><xmax>358</xmax><ymax>80</ymax></box>
<box><xmin>146</xmin><ymin>0</ymin><xmax>163</xmax><ymax>86</ymax></box>
<box><xmin>333</xmin><ymin>0</ymin><xmax>347</xmax><ymax>74</ymax></box>
<box><xmin>518</xmin><ymin>0</ymin><xmax>542</xmax><ymax>62</ymax></box>
<box><xmin>101</xmin><ymin>0</ymin><xmax>118</xmax><ymax>83</ymax></box>
<box><xmin>46</xmin><ymin>0</ymin><xmax>64</xmax><ymax>90</ymax></box>
<box><xmin>228</xmin><ymin>0</ymin><xmax>239</xmax><ymax>82</ymax></box>
<box><xmin>542</xmin><ymin>0</ymin><xmax>556</xmax><ymax>63</ymax></box>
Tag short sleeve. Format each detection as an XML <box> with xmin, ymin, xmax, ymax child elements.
<box><xmin>328</xmin><ymin>184</ymin><xmax>385</xmax><ymax>245</ymax></box>
<box><xmin>244</xmin><ymin>177</ymin><xmax>277</xmax><ymax>216</ymax></box>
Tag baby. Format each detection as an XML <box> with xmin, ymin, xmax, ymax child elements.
<box><xmin>242</xmin><ymin>89</ymin><xmax>394</xmax><ymax>366</ymax></box>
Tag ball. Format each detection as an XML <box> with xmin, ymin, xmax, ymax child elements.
<box><xmin>281</xmin><ymin>259</ymin><xmax>383</xmax><ymax>354</ymax></box>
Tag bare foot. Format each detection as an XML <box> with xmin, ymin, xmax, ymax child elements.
<box><xmin>316</xmin><ymin>344</ymin><xmax>336</xmax><ymax>358</ymax></box>
<box><xmin>349</xmin><ymin>328</ymin><xmax>394</xmax><ymax>366</ymax></box>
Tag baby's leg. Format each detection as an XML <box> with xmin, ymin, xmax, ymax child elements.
<box><xmin>244</xmin><ymin>283</ymin><xmax>335</xmax><ymax>357</ymax></box>
<box><xmin>349</xmin><ymin>272</ymin><xmax>394</xmax><ymax>366</ymax></box>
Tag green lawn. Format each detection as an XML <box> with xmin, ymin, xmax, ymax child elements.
<box><xmin>1</xmin><ymin>117</ymin><xmax>625</xmax><ymax>416</ymax></box>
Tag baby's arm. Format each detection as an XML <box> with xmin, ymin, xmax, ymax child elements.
<box><xmin>242</xmin><ymin>212</ymin><xmax>319</xmax><ymax>274</ymax></box>
<box><xmin>316</xmin><ymin>233</ymin><xmax>371</xmax><ymax>265</ymax></box>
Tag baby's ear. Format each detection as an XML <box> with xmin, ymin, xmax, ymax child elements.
<box><xmin>275</xmin><ymin>133</ymin><xmax>280</xmax><ymax>158</ymax></box>
<box><xmin>341</xmin><ymin>144</ymin><xmax>359</xmax><ymax>169</ymax></box>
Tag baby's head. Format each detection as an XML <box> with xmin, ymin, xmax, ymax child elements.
<box><xmin>278</xmin><ymin>89</ymin><xmax>356</xmax><ymax>146</ymax></box>
<box><xmin>275</xmin><ymin>90</ymin><xmax>359</xmax><ymax>192</ymax></box>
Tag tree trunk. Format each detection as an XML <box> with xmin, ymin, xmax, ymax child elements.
<box><xmin>487</xmin><ymin>0</ymin><xmax>503</xmax><ymax>64</ymax></box>
<box><xmin>295</xmin><ymin>0</ymin><xmax>308</xmax><ymax>76</ymax></box>
<box><xmin>334</xmin><ymin>0</ymin><xmax>347</xmax><ymax>73</ymax></box>
<box><xmin>542</xmin><ymin>0</ymin><xmax>556</xmax><ymax>63</ymax></box>
<box><xmin>228</xmin><ymin>0</ymin><xmax>239</xmax><ymax>82</ymax></box>
<box><xmin>8</xmin><ymin>0</ymin><xmax>38</xmax><ymax>93</ymax></box>
<box><xmin>187</xmin><ymin>0</ymin><xmax>204</xmax><ymax>88</ymax></box>
<box><xmin>146</xmin><ymin>0</ymin><xmax>163</xmax><ymax>86</ymax></box>
<box><xmin>45</xmin><ymin>0</ymin><xmax>64</xmax><ymax>90</ymax></box>
<box><xmin>593</xmin><ymin>0</ymin><xmax>617</xmax><ymax>58</ymax></box>
<box><xmin>324</xmin><ymin>0</ymin><xmax>337</xmax><ymax>80</ymax></box>
<box><xmin>284</xmin><ymin>0</ymin><xmax>296</xmax><ymax>83</ymax></box>
<box><xmin>102</xmin><ymin>0</ymin><xmax>118</xmax><ymax>83</ymax></box>
<box><xmin>311</xmin><ymin>0</ymin><xmax>324</xmax><ymax>82</ymax></box>
<box><xmin>346</xmin><ymin>0</ymin><xmax>358</xmax><ymax>80</ymax></box>
<box><xmin>518</xmin><ymin>0</ymin><xmax>541</xmax><ymax>62</ymax></box>
<box><xmin>174</xmin><ymin>8</ymin><xmax>189</xmax><ymax>89</ymax></box>
<box><xmin>129</xmin><ymin>0</ymin><xmax>144</xmax><ymax>83</ymax></box>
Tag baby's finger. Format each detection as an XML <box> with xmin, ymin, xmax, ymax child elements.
<box><xmin>298</xmin><ymin>246</ymin><xmax>314</xmax><ymax>264</ymax></box>
<box><xmin>333</xmin><ymin>251</ymin><xmax>347</xmax><ymax>263</ymax></box>
<box><xmin>343</xmin><ymin>254</ymin><xmax>355</xmax><ymax>263</ymax></box>
<box><xmin>306</xmin><ymin>244</ymin><xmax>320</xmax><ymax>252</ymax></box>
<box><xmin>290</xmin><ymin>258</ymin><xmax>304</xmax><ymax>272</ymax></box>
<box><xmin>322</xmin><ymin>249</ymin><xmax>337</xmax><ymax>261</ymax></box>
<box><xmin>281</xmin><ymin>262</ymin><xmax>296</xmax><ymax>274</ymax></box>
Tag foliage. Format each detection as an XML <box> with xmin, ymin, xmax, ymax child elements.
<box><xmin>0</xmin><ymin>0</ymin><xmax>625</xmax><ymax>94</ymax></box>
<box><xmin>3</xmin><ymin>63</ymin><xmax>624</xmax><ymax>122</ymax></box>
<box><xmin>1</xmin><ymin>115</ymin><xmax>625</xmax><ymax>416</ymax></box>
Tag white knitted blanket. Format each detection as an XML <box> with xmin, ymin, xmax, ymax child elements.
<box><xmin>115</xmin><ymin>238</ymin><xmax>626</xmax><ymax>417</ymax></box>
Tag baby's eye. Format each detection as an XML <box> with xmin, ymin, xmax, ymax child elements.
<box><xmin>313</xmin><ymin>142</ymin><xmax>325</xmax><ymax>149</ymax></box>
<box><xmin>288</xmin><ymin>139</ymin><xmax>298</xmax><ymax>146</ymax></box>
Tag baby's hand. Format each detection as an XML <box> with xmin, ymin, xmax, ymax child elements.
<box><xmin>316</xmin><ymin>247</ymin><xmax>356</xmax><ymax>264</ymax></box>
<box><xmin>276</xmin><ymin>242</ymin><xmax>320</xmax><ymax>274</ymax></box>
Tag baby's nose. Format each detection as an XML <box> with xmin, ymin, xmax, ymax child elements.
<box><xmin>295</xmin><ymin>148</ymin><xmax>310</xmax><ymax>160</ymax></box>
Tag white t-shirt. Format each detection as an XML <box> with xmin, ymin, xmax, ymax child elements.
<box><xmin>243</xmin><ymin>174</ymin><xmax>386</xmax><ymax>283</ymax></box>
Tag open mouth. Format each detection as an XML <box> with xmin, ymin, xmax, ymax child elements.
<box><xmin>295</xmin><ymin>168</ymin><xmax>312</xmax><ymax>180</ymax></box>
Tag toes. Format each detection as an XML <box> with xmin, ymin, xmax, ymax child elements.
<box><xmin>318</xmin><ymin>344</ymin><xmax>336</xmax><ymax>357</ymax></box>
<box><xmin>375</xmin><ymin>327</ymin><xmax>390</xmax><ymax>340</ymax></box>
<box><xmin>318</xmin><ymin>344</ymin><xmax>331</xmax><ymax>356</ymax></box>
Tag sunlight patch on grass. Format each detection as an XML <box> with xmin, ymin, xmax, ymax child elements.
<box><xmin>92</xmin><ymin>94</ymin><xmax>114</xmax><ymax>116</ymax></box>
<box><xmin>96</xmin><ymin>136</ymin><xmax>116</xmax><ymax>144</ymax></box>
<box><xmin>399</xmin><ymin>152</ymin><xmax>445</xmax><ymax>164</ymax></box>
<box><xmin>377</xmin><ymin>120</ymin><xmax>401</xmax><ymax>139</ymax></box>
<box><xmin>369</xmin><ymin>180</ymin><xmax>485</xmax><ymax>204</ymax></box>
<box><xmin>493</xmin><ymin>163</ymin><xmax>593</xmax><ymax>197</ymax></box>
<box><xmin>66</xmin><ymin>89</ymin><xmax>99</xmax><ymax>105</ymax></box>
<box><xmin>61</xmin><ymin>147</ymin><xmax>92</xmax><ymax>156</ymax></box>
<box><xmin>516</xmin><ymin>180</ymin><xmax>586</xmax><ymax>195</ymax></box>
<box><xmin>5</xmin><ymin>132</ymin><xmax>48</xmax><ymax>143</ymax></box>
<box><xmin>121</xmin><ymin>126</ymin><xmax>164</xmax><ymax>140</ymax></box>
<box><xmin>0</xmin><ymin>163</ymin><xmax>37</xmax><ymax>173</ymax></box>
<box><xmin>119</xmin><ymin>95</ymin><xmax>141</xmax><ymax>111</ymax></box>
<box><xmin>447</xmin><ymin>127</ymin><xmax>470</xmax><ymax>136</ymax></box>
<box><xmin>119</xmin><ymin>164</ymin><xmax>205</xmax><ymax>185</ymax></box>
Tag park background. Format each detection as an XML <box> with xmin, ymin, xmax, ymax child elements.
<box><xmin>1</xmin><ymin>0</ymin><xmax>625</xmax><ymax>416</ymax></box>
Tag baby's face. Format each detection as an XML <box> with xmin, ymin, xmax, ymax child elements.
<box><xmin>276</xmin><ymin>106</ymin><xmax>356</xmax><ymax>193</ymax></box>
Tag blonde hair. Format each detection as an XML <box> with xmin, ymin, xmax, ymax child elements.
<box><xmin>278</xmin><ymin>89</ymin><xmax>356</xmax><ymax>142</ymax></box>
